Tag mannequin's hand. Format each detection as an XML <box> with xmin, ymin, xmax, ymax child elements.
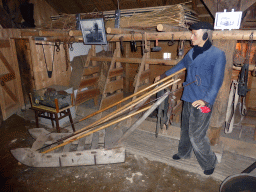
<box><xmin>192</xmin><ymin>100</ymin><xmax>205</xmax><ymax>109</ymax></box>
<box><xmin>154</xmin><ymin>76</ymin><xmax>160</xmax><ymax>83</ymax></box>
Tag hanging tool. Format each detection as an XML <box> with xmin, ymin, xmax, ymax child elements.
<box><xmin>42</xmin><ymin>43</ymin><xmax>55</xmax><ymax>78</ymax></box>
<box><xmin>252</xmin><ymin>52</ymin><xmax>256</xmax><ymax>77</ymax></box>
<box><xmin>141</xmin><ymin>32</ymin><xmax>149</xmax><ymax>55</ymax></box>
<box><xmin>168</xmin><ymin>34</ymin><xmax>175</xmax><ymax>46</ymax></box>
<box><xmin>151</xmin><ymin>39</ymin><xmax>162</xmax><ymax>52</ymax></box>
<box><xmin>238</xmin><ymin>63</ymin><xmax>250</xmax><ymax>97</ymax></box>
<box><xmin>55</xmin><ymin>40</ymin><xmax>61</xmax><ymax>52</ymax></box>
<box><xmin>68</xmin><ymin>36</ymin><xmax>75</xmax><ymax>51</ymax></box>
<box><xmin>119</xmin><ymin>36</ymin><xmax>124</xmax><ymax>56</ymax></box>
<box><xmin>155</xmin><ymin>87</ymin><xmax>169</xmax><ymax>137</ymax></box>
<box><xmin>130</xmin><ymin>31</ymin><xmax>137</xmax><ymax>52</ymax></box>
<box><xmin>238</xmin><ymin>32</ymin><xmax>253</xmax><ymax>97</ymax></box>
<box><xmin>178</xmin><ymin>40</ymin><xmax>184</xmax><ymax>57</ymax></box>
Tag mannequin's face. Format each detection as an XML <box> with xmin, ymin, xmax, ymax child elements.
<box><xmin>190</xmin><ymin>29</ymin><xmax>206</xmax><ymax>47</ymax></box>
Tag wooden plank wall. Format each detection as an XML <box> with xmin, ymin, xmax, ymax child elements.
<box><xmin>0</xmin><ymin>29</ymin><xmax>71</xmax><ymax>91</ymax></box>
<box><xmin>30</xmin><ymin>41</ymin><xmax>71</xmax><ymax>90</ymax></box>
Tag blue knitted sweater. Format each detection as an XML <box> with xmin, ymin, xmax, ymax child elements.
<box><xmin>165</xmin><ymin>46</ymin><xmax>226</xmax><ymax>105</ymax></box>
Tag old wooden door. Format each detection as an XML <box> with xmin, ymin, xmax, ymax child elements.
<box><xmin>0</xmin><ymin>39</ymin><xmax>24</xmax><ymax>120</ymax></box>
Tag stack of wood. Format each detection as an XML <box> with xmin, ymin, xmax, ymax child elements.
<box><xmin>40</xmin><ymin>4</ymin><xmax>198</xmax><ymax>30</ymax></box>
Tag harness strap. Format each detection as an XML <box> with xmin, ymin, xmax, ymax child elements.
<box><xmin>225</xmin><ymin>80</ymin><xmax>240</xmax><ymax>134</ymax></box>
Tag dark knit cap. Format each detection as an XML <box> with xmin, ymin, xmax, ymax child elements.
<box><xmin>190</xmin><ymin>22</ymin><xmax>214</xmax><ymax>30</ymax></box>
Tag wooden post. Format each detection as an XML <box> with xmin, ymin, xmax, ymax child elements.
<box><xmin>208</xmin><ymin>40</ymin><xmax>237</xmax><ymax>145</ymax></box>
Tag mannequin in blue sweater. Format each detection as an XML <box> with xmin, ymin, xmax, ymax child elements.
<box><xmin>155</xmin><ymin>22</ymin><xmax>226</xmax><ymax>175</ymax></box>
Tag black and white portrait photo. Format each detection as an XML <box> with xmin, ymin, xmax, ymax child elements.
<box><xmin>80</xmin><ymin>18</ymin><xmax>107</xmax><ymax>45</ymax></box>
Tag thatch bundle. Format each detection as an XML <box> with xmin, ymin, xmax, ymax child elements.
<box><xmin>115</xmin><ymin>4</ymin><xmax>199</xmax><ymax>29</ymax></box>
<box><xmin>41</xmin><ymin>3</ymin><xmax>198</xmax><ymax>30</ymax></box>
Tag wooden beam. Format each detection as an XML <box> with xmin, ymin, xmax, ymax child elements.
<box><xmin>1</xmin><ymin>83</ymin><xmax>18</xmax><ymax>102</ymax></box>
<box><xmin>107</xmin><ymin>27</ymin><xmax>146</xmax><ymax>34</ymax></box>
<box><xmin>0</xmin><ymin>40</ymin><xmax>10</xmax><ymax>48</ymax></box>
<box><xmin>11</xmin><ymin>29</ymin><xmax>256</xmax><ymax>42</ymax></box>
<box><xmin>20</xmin><ymin>30</ymin><xmax>40</xmax><ymax>37</ymax></box>
<box><xmin>90</xmin><ymin>56</ymin><xmax>181</xmax><ymax>65</ymax></box>
<box><xmin>106</xmin><ymin>30</ymin><xmax>256</xmax><ymax>41</ymax></box>
<box><xmin>208</xmin><ymin>40</ymin><xmax>237</xmax><ymax>145</ymax></box>
<box><xmin>0</xmin><ymin>73</ymin><xmax>15</xmax><ymax>83</ymax></box>
<box><xmin>0</xmin><ymin>51</ymin><xmax>15</xmax><ymax>74</ymax></box>
<box><xmin>157</xmin><ymin>24</ymin><xmax>187</xmax><ymax>32</ymax></box>
<box><xmin>38</xmin><ymin>30</ymin><xmax>69</xmax><ymax>37</ymax></box>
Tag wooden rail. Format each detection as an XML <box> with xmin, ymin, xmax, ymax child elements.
<box><xmin>1</xmin><ymin>29</ymin><xmax>256</xmax><ymax>42</ymax></box>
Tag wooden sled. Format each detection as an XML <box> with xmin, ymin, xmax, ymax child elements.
<box><xmin>11</xmin><ymin>128</ymin><xmax>125</xmax><ymax>167</ymax></box>
<box><xmin>11</xmin><ymin>69</ymin><xmax>184</xmax><ymax>168</ymax></box>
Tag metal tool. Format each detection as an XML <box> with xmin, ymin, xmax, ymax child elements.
<box><xmin>151</xmin><ymin>39</ymin><xmax>162</xmax><ymax>52</ymax></box>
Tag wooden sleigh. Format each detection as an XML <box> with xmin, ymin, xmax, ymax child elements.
<box><xmin>11</xmin><ymin>69</ymin><xmax>184</xmax><ymax>168</ymax></box>
<box><xmin>11</xmin><ymin>128</ymin><xmax>125</xmax><ymax>167</ymax></box>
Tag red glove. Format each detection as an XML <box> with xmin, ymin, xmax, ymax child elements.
<box><xmin>200</xmin><ymin>106</ymin><xmax>211</xmax><ymax>113</ymax></box>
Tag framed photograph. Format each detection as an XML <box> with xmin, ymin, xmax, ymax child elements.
<box><xmin>80</xmin><ymin>18</ymin><xmax>107</xmax><ymax>45</ymax></box>
<box><xmin>214</xmin><ymin>11</ymin><xmax>242</xmax><ymax>30</ymax></box>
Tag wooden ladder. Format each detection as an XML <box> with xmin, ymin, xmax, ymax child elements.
<box><xmin>133</xmin><ymin>33</ymin><xmax>151</xmax><ymax>99</ymax></box>
<box><xmin>99</xmin><ymin>42</ymin><xmax>124</xmax><ymax>110</ymax></box>
<box><xmin>75</xmin><ymin>45</ymin><xmax>100</xmax><ymax>106</ymax></box>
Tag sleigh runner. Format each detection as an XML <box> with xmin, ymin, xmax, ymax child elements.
<box><xmin>11</xmin><ymin>128</ymin><xmax>125</xmax><ymax>167</ymax></box>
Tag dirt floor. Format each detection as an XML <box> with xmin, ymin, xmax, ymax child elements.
<box><xmin>0</xmin><ymin>114</ymin><xmax>222</xmax><ymax>192</ymax></box>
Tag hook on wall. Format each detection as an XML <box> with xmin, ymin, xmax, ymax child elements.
<box><xmin>168</xmin><ymin>34</ymin><xmax>175</xmax><ymax>46</ymax></box>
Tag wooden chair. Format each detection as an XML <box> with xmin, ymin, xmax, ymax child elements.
<box><xmin>29</xmin><ymin>93</ymin><xmax>75</xmax><ymax>133</ymax></box>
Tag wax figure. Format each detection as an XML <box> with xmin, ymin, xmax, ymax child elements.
<box><xmin>155</xmin><ymin>22</ymin><xmax>226</xmax><ymax>175</ymax></box>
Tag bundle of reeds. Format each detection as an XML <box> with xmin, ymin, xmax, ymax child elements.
<box><xmin>41</xmin><ymin>12</ymin><xmax>104</xmax><ymax>30</ymax></box>
<box><xmin>40</xmin><ymin>3</ymin><xmax>198</xmax><ymax>30</ymax></box>
<box><xmin>118</xmin><ymin>4</ymin><xmax>199</xmax><ymax>29</ymax></box>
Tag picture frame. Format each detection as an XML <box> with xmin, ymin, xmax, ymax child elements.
<box><xmin>80</xmin><ymin>18</ymin><xmax>107</xmax><ymax>45</ymax></box>
<box><xmin>214</xmin><ymin>10</ymin><xmax>242</xmax><ymax>30</ymax></box>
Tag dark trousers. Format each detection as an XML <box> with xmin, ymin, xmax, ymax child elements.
<box><xmin>177</xmin><ymin>101</ymin><xmax>217</xmax><ymax>170</ymax></box>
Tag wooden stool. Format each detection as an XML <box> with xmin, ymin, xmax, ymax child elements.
<box><xmin>29</xmin><ymin>93</ymin><xmax>75</xmax><ymax>133</ymax></box>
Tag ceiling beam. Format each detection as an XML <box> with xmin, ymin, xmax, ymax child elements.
<box><xmin>241</xmin><ymin>0</ymin><xmax>256</xmax><ymax>11</ymax></box>
<box><xmin>202</xmin><ymin>0</ymin><xmax>256</xmax><ymax>18</ymax></box>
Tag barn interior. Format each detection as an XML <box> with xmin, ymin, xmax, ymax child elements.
<box><xmin>0</xmin><ymin>0</ymin><xmax>256</xmax><ymax>191</ymax></box>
